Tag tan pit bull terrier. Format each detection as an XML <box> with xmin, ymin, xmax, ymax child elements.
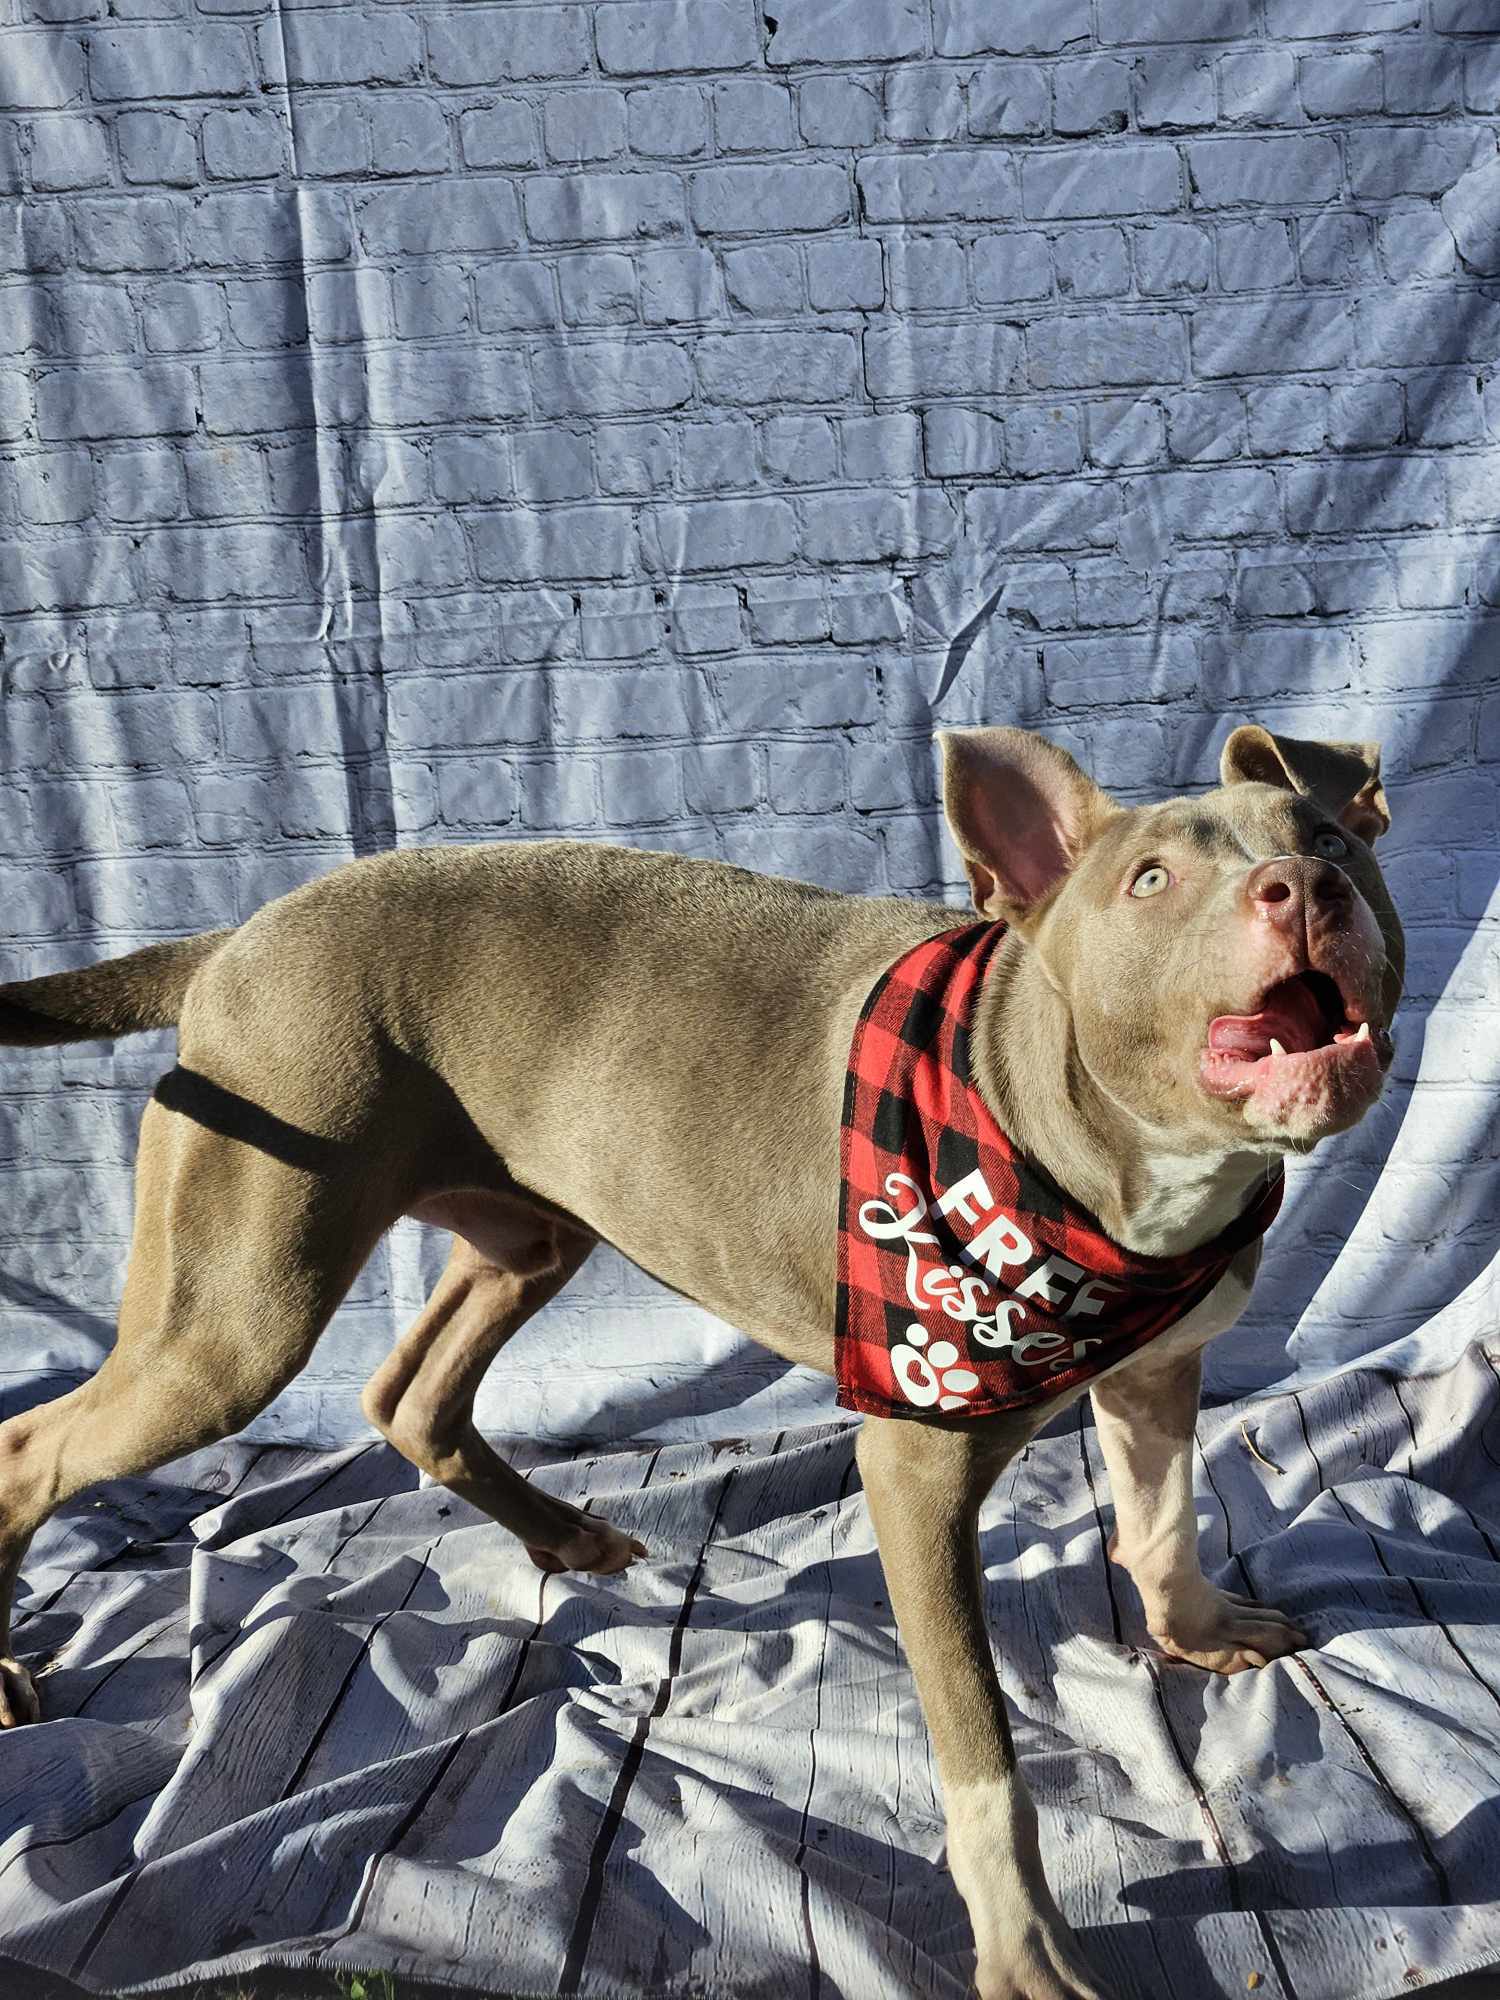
<box><xmin>0</xmin><ymin>724</ymin><xmax>1401</xmax><ymax>2000</ymax></box>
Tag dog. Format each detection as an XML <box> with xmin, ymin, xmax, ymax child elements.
<box><xmin>0</xmin><ymin>723</ymin><xmax>1401</xmax><ymax>2000</ymax></box>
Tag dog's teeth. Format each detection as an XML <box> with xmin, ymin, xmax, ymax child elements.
<box><xmin>1355</xmin><ymin>1019</ymin><xmax>1371</xmax><ymax>1042</ymax></box>
<box><xmin>1268</xmin><ymin>1037</ymin><xmax>1286</xmax><ymax>1057</ymax></box>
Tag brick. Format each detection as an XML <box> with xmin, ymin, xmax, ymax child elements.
<box><xmin>470</xmin><ymin>505</ymin><xmax>634</xmax><ymax>583</ymax></box>
<box><xmin>1326</xmin><ymin>382</ymin><xmax>1402</xmax><ymax>451</ymax></box>
<box><xmin>1378</xmin><ymin>210</ymin><xmax>1457</xmax><ymax>284</ymax></box>
<box><xmin>696</xmin><ymin>329</ymin><xmax>858</xmax><ymax>404</ymax></box>
<box><xmin>1217</xmin><ymin>51</ymin><xmax>1298</xmax><ymax>128</ymax></box>
<box><xmin>430</xmin><ymin>434</ymin><xmax>511</xmax><ymax>506</ymax></box>
<box><xmin>1246</xmin><ymin>384</ymin><xmax>1327</xmax><ymax>456</ymax></box>
<box><xmin>596</xmin><ymin>2</ymin><xmax>756</xmax><ymax>75</ymax></box>
<box><xmin>97</xmin><ymin>445</ymin><xmax>184</xmax><ymax>520</ymax></box>
<box><xmin>225</xmin><ymin>277</ymin><xmax>308</xmax><ymax>349</ymax></box>
<box><xmin>747</xmin><ymin>576</ymin><xmax>828</xmax><ymax>644</ymax></box>
<box><xmin>1283</xmin><ymin>459</ymin><xmax>1446</xmax><ymax>535</ymax></box>
<box><xmin>972</xmin><ymin>233</ymin><xmax>1051</xmax><ymax>302</ymax></box>
<box><xmin>1005</xmin><ymin>404</ymin><xmax>1083</xmax><ymax>476</ymax></box>
<box><xmin>692</xmin><ymin>164</ymin><xmax>848</xmax><ymax>234</ymax></box>
<box><xmin>183</xmin><ymin>440</ymin><xmax>268</xmax><ymax>516</ymax></box>
<box><xmin>544</xmin><ymin>88</ymin><xmax>626</xmax><ymax>163</ymax></box>
<box><xmin>768</xmin><ymin>739</ymin><xmax>845</xmax><ymax>814</ymax></box>
<box><xmin>1043</xmin><ymin>634</ymin><xmax>1197</xmax><ymax>707</ymax></box>
<box><xmin>388</xmin><ymin>671</ymin><xmax>545</xmax><ymax>749</ymax></box>
<box><xmin>1441</xmin><ymin>153</ymin><xmax>1500</xmax><ymax>277</ymax></box>
<box><xmin>667</xmin><ymin>582</ymin><xmax>741</xmax><ymax>653</ymax></box>
<box><xmin>1266</xmin><ymin>0</ymin><xmax>1419</xmax><ymax>31</ymax></box>
<box><xmin>716</xmin><ymin>78</ymin><xmax>795</xmax><ymax>152</ymax></box>
<box><xmin>202</xmin><ymin>107</ymin><xmax>288</xmax><ymax>180</ymax></box>
<box><xmin>1053</xmin><ymin>58</ymin><xmax>1130</xmax><ymax>137</ymax></box>
<box><xmin>369</xmin><ymin>95</ymin><xmax>450</xmax><ymax>175</ymax></box>
<box><xmin>1193</xmin><ymin>297</ymin><xmax>1352</xmax><ymax>377</ymax></box>
<box><xmin>1348</xmin><ymin>127</ymin><xmax>1485</xmax><ymax>199</ymax></box>
<box><xmin>298</xmin><ymin>99</ymin><xmax>371</xmax><ymax>176</ymax></box>
<box><xmin>966</xmin><ymin>63</ymin><xmax>1049</xmax><ymax>137</ymax></box>
<box><xmin>14</xmin><ymin>447</ymin><xmax>92</xmax><ymax>524</ymax></box>
<box><xmin>859</xmin><ymin>151</ymin><xmax>1018</xmax><ymax>223</ymax></box>
<box><xmin>682</xmin><ymin>741</ymin><xmax>760</xmax><ymax>812</ymax></box>
<box><xmin>264</xmin><ymin>10</ymin><xmax>419</xmax><ymax>84</ymax></box>
<box><xmin>72</xmin><ymin>195</ymin><xmax>180</xmax><ymax>271</ymax></box>
<box><xmin>924</xmin><ymin>408</ymin><xmax>1004</xmax><ymax>478</ymax></box>
<box><xmin>90</xmin><ymin>25</ymin><xmax>252</xmax><ymax>98</ymax></box>
<box><xmin>1405</xmin><ymin>370</ymin><xmax>1484</xmax><ymax>448</ymax></box>
<box><xmin>558</xmin><ymin>252</ymin><xmax>637</xmax><ymax>325</ymax></box>
<box><xmin>720</xmin><ymin>243</ymin><xmax>802</xmax><ymax>314</ymax></box>
<box><xmin>963</xmin><ymin>479</ymin><xmax>1121</xmax><ymax>553</ymax></box>
<box><xmin>117</xmin><ymin>108</ymin><xmax>198</xmax><ymax>183</ymax></box>
<box><xmin>1218</xmin><ymin>218</ymin><xmax>1295</xmax><ymax>291</ymax></box>
<box><xmin>884</xmin><ymin>68</ymin><xmax>962</xmax><ymax>143</ymax></box>
<box><xmin>550</xmin><ymin>667</ymin><xmax>696</xmax><ymax>741</ymax></box>
<box><xmin>627</xmin><ymin>83</ymin><xmax>708</xmax><ymax>159</ymax></box>
<box><xmin>1027</xmin><ymin>314</ymin><xmax>1185</xmax><ymax>389</ymax></box>
<box><xmin>1</xmin><ymin>29</ymin><xmax>84</xmax><ymax>107</ymax></box>
<box><xmin>458</xmin><ymin>101</ymin><xmax>534</xmax><ymax>169</ymax></box>
<box><xmin>803</xmin><ymin>489</ymin><xmax>955</xmax><ymax>562</ymax></box>
<box><xmin>533</xmin><ymin>339</ymin><xmax>692</xmax><ymax>416</ymax></box>
<box><xmin>766</xmin><ymin>0</ymin><xmax>925</xmax><ymax>64</ymax></box>
<box><xmin>511</xmin><ymin>430</ymin><xmax>592</xmax><ymax>503</ymax></box>
<box><xmin>866</xmin><ymin>321</ymin><xmax>1022</xmax><ymax>399</ymax></box>
<box><xmin>1099</xmin><ymin>0</ymin><xmax>1257</xmax><ymax>40</ymax></box>
<box><xmin>368</xmin><ymin>346</ymin><xmax>524</xmax><ymax>426</ymax></box>
<box><xmin>37</xmin><ymin>362</ymin><xmax>193</xmax><ymax>439</ymax></box>
<box><xmin>1188</xmin><ymin>135</ymin><xmax>1341</xmax><ymax>207</ymax></box>
<box><xmin>391</xmin><ymin>268</ymin><xmax>469</xmax><ymax>339</ymax></box>
<box><xmin>806</xmin><ymin>238</ymin><xmax>883</xmax><ymax>311</ymax></box>
<box><xmin>141</xmin><ymin>522</ymin><xmax>309</xmax><ymax>602</ymax></box>
<box><xmin>640</xmin><ymin>247</ymin><xmax>717</xmax><ymax>324</ymax></box>
<box><xmin>934</xmin><ymin>0</ymin><xmax>1088</xmax><ymax>57</ymax></box>
<box><xmin>1134</xmin><ymin>54</ymin><xmax>1215</xmax><ymax>132</ymax></box>
<box><xmin>1087</xmin><ymin>399</ymin><xmax>1166</xmax><ymax>469</ymax></box>
<box><xmin>429</xmin><ymin>12</ymin><xmax>583</xmax><ymax>84</ymax></box>
<box><xmin>1053</xmin><ymin>227</ymin><xmax>1130</xmax><ymax>298</ymax></box>
<box><xmin>475</xmin><ymin>263</ymin><xmax>559</xmax><ymax>332</ymax></box>
<box><xmin>798</xmin><ymin>75</ymin><xmax>879</xmax><ymax>147</ymax></box>
<box><xmin>188</xmin><ymin>190</ymin><xmax>351</xmax><ymax>266</ymax></box>
<box><xmin>200</xmin><ymin>353</ymin><xmax>366</xmax><ymax>434</ymax></box>
<box><xmin>1297</xmin><ymin>213</ymin><xmax>1376</xmax><ymax>288</ymax></box>
<box><xmin>358</xmin><ymin>180</ymin><xmax>521</xmax><ymax>255</ymax></box>
<box><xmin>760</xmin><ymin>414</ymin><xmax>835</xmax><ymax>483</ymax></box>
<box><xmin>579</xmin><ymin>584</ymin><xmax>658</xmax><ymax>660</ymax></box>
<box><xmin>1299</xmin><ymin>52</ymin><xmax>1381</xmax><ymax>119</ymax></box>
<box><xmin>886</xmin><ymin>238</ymin><xmax>966</xmax><ymax>311</ymax></box>
<box><xmin>27</xmin><ymin>115</ymin><xmax>108</xmax><ymax>188</ymax></box>
<box><xmin>525</xmin><ymin>170</ymin><xmax>682</xmax><ymax>243</ymax></box>
<box><xmin>644</xmin><ymin>497</ymin><xmax>795</xmax><ymax>572</ymax></box>
<box><xmin>1024</xmin><ymin>144</ymin><xmax>1180</xmax><ymax>218</ymax></box>
<box><xmin>679</xmin><ymin>419</ymin><xmax>755</xmax><ymax>490</ymax></box>
<box><xmin>841</xmin><ymin>412</ymin><xmax>920</xmax><ymax>480</ymax></box>
<box><xmin>1134</xmin><ymin>220</ymin><xmax>1212</xmax><ymax>294</ymax></box>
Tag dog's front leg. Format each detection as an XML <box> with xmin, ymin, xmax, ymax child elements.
<box><xmin>856</xmin><ymin>1416</ymin><xmax>1112</xmax><ymax>2000</ymax></box>
<box><xmin>1091</xmin><ymin>1346</ymin><xmax>1306</xmax><ymax>1674</ymax></box>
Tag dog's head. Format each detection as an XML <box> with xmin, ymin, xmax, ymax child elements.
<box><xmin>941</xmin><ymin>724</ymin><xmax>1404</xmax><ymax>1154</ymax></box>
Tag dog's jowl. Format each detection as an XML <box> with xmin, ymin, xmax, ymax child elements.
<box><xmin>0</xmin><ymin>725</ymin><xmax>1403</xmax><ymax>2000</ymax></box>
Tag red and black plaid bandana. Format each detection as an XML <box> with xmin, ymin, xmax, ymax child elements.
<box><xmin>835</xmin><ymin>923</ymin><xmax>1284</xmax><ymax>1421</ymax></box>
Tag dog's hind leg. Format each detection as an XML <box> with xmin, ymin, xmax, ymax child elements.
<box><xmin>361</xmin><ymin>1219</ymin><xmax>647</xmax><ymax>1577</ymax></box>
<box><xmin>0</xmin><ymin>1097</ymin><xmax>395</xmax><ymax>1725</ymax></box>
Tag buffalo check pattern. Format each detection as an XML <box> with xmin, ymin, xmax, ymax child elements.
<box><xmin>835</xmin><ymin>922</ymin><xmax>1286</xmax><ymax>1421</ymax></box>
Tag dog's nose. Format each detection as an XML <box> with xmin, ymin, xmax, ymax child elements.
<box><xmin>1244</xmin><ymin>855</ymin><xmax>1351</xmax><ymax>926</ymax></box>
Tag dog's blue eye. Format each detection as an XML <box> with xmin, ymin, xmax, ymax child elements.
<box><xmin>1129</xmin><ymin>865</ymin><xmax>1170</xmax><ymax>898</ymax></box>
<box><xmin>1313</xmin><ymin>831</ymin><xmax>1348</xmax><ymax>859</ymax></box>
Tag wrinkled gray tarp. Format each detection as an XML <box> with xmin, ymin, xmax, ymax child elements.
<box><xmin>3</xmin><ymin>0</ymin><xmax>1500</xmax><ymax>1992</ymax></box>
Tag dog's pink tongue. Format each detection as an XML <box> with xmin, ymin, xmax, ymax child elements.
<box><xmin>1208</xmin><ymin>980</ymin><xmax>1327</xmax><ymax>1057</ymax></box>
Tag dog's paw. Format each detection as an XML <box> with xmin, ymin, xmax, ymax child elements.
<box><xmin>526</xmin><ymin>1517</ymin><xmax>648</xmax><ymax>1578</ymax></box>
<box><xmin>974</xmin><ymin>1927</ymin><xmax>1114</xmax><ymax>2000</ymax></box>
<box><xmin>1151</xmin><ymin>1586</ymin><xmax>1306</xmax><ymax>1675</ymax></box>
<box><xmin>0</xmin><ymin>1656</ymin><xmax>40</xmax><ymax>1727</ymax></box>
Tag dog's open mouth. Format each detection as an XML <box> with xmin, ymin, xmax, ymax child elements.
<box><xmin>1200</xmin><ymin>970</ymin><xmax>1384</xmax><ymax>1105</ymax></box>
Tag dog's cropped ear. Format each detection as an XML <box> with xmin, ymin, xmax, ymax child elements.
<box><xmin>1220</xmin><ymin>725</ymin><xmax>1390</xmax><ymax>844</ymax></box>
<box><xmin>939</xmin><ymin>728</ymin><xmax>1121</xmax><ymax>925</ymax></box>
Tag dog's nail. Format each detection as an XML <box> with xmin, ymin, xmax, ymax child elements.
<box><xmin>1268</xmin><ymin>1037</ymin><xmax>1286</xmax><ymax>1058</ymax></box>
<box><xmin>1355</xmin><ymin>1020</ymin><xmax>1371</xmax><ymax>1042</ymax></box>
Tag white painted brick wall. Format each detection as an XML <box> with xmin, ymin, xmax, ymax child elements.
<box><xmin>1</xmin><ymin>0</ymin><xmax>1497</xmax><ymax>1441</ymax></box>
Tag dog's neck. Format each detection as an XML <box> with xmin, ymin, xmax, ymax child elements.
<box><xmin>972</xmin><ymin>931</ymin><xmax>1279</xmax><ymax>1261</ymax></box>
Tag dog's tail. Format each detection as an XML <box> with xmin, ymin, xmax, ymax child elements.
<box><xmin>0</xmin><ymin>929</ymin><xmax>236</xmax><ymax>1047</ymax></box>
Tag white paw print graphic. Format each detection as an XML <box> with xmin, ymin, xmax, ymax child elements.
<box><xmin>891</xmin><ymin>1322</ymin><xmax>982</xmax><ymax>1411</ymax></box>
